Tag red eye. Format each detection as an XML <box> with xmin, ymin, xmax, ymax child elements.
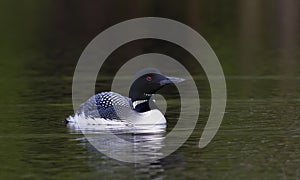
<box><xmin>146</xmin><ymin>76</ymin><xmax>152</xmax><ymax>81</ymax></box>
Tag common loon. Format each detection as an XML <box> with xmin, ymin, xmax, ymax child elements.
<box><xmin>66</xmin><ymin>70</ymin><xmax>184</xmax><ymax>126</ymax></box>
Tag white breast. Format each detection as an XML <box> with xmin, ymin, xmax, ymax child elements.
<box><xmin>130</xmin><ymin>109</ymin><xmax>166</xmax><ymax>125</ymax></box>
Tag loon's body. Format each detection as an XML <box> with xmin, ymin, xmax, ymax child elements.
<box><xmin>68</xmin><ymin>92</ymin><xmax>166</xmax><ymax>125</ymax></box>
<box><xmin>66</xmin><ymin>69</ymin><xmax>184</xmax><ymax>126</ymax></box>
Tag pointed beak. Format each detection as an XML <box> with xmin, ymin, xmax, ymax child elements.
<box><xmin>160</xmin><ymin>76</ymin><xmax>185</xmax><ymax>86</ymax></box>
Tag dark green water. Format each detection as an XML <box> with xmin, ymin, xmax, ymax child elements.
<box><xmin>1</xmin><ymin>1</ymin><xmax>300</xmax><ymax>179</ymax></box>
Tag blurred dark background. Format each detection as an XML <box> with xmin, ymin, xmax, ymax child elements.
<box><xmin>1</xmin><ymin>0</ymin><xmax>299</xmax><ymax>76</ymax></box>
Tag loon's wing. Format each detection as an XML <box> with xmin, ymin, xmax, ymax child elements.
<box><xmin>75</xmin><ymin>92</ymin><xmax>133</xmax><ymax>120</ymax></box>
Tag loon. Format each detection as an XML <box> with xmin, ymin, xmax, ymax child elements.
<box><xmin>66</xmin><ymin>70</ymin><xmax>184</xmax><ymax>126</ymax></box>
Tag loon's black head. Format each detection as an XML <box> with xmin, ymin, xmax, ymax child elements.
<box><xmin>129</xmin><ymin>72</ymin><xmax>184</xmax><ymax>112</ymax></box>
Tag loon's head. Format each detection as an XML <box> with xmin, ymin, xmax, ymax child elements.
<box><xmin>129</xmin><ymin>72</ymin><xmax>184</xmax><ymax>112</ymax></box>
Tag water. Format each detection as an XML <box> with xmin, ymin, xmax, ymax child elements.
<box><xmin>1</xmin><ymin>1</ymin><xmax>300</xmax><ymax>179</ymax></box>
<box><xmin>1</xmin><ymin>76</ymin><xmax>299</xmax><ymax>179</ymax></box>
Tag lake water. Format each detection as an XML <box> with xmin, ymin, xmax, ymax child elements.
<box><xmin>0</xmin><ymin>1</ymin><xmax>300</xmax><ymax>179</ymax></box>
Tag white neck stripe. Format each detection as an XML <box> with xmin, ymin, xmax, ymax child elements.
<box><xmin>133</xmin><ymin>100</ymin><xmax>148</xmax><ymax>109</ymax></box>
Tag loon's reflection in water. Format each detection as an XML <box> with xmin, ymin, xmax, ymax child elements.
<box><xmin>68</xmin><ymin>123</ymin><xmax>167</xmax><ymax>163</ymax></box>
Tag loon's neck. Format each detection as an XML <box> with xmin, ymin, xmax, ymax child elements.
<box><xmin>130</xmin><ymin>91</ymin><xmax>152</xmax><ymax>112</ymax></box>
